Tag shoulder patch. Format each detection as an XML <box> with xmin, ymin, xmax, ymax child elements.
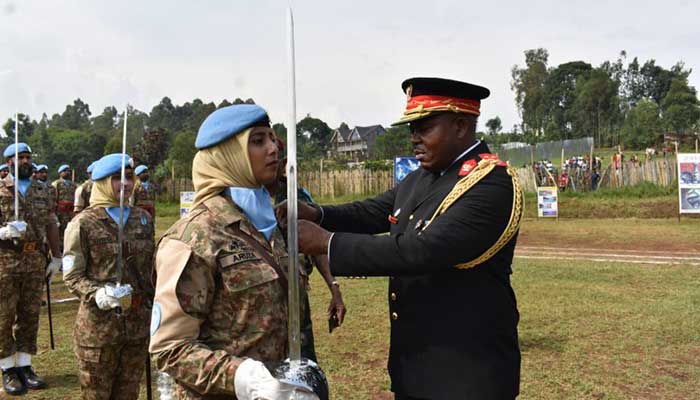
<box><xmin>150</xmin><ymin>302</ymin><xmax>162</xmax><ymax>336</ymax></box>
<box><xmin>459</xmin><ymin>159</ymin><xmax>478</xmax><ymax>176</ymax></box>
<box><xmin>479</xmin><ymin>153</ymin><xmax>507</xmax><ymax>167</ymax></box>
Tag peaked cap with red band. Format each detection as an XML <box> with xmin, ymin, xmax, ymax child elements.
<box><xmin>392</xmin><ymin>77</ymin><xmax>490</xmax><ymax>126</ymax></box>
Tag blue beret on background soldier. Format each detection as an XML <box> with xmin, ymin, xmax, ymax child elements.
<box><xmin>34</xmin><ymin>164</ymin><xmax>49</xmax><ymax>183</ymax></box>
<box><xmin>294</xmin><ymin>77</ymin><xmax>524</xmax><ymax>400</ymax></box>
<box><xmin>149</xmin><ymin>104</ymin><xmax>321</xmax><ymax>400</ymax></box>
<box><xmin>74</xmin><ymin>161</ymin><xmax>96</xmax><ymax>213</ymax></box>
<box><xmin>130</xmin><ymin>164</ymin><xmax>156</xmax><ymax>218</ymax></box>
<box><xmin>51</xmin><ymin>164</ymin><xmax>78</xmax><ymax>249</ymax></box>
<box><xmin>62</xmin><ymin>153</ymin><xmax>155</xmax><ymax>400</ymax></box>
<box><xmin>0</xmin><ymin>143</ymin><xmax>61</xmax><ymax>395</ymax></box>
<box><xmin>0</xmin><ymin>164</ymin><xmax>9</xmax><ymax>180</ymax></box>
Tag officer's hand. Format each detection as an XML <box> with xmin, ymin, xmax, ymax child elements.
<box><xmin>46</xmin><ymin>257</ymin><xmax>62</xmax><ymax>283</ymax></box>
<box><xmin>95</xmin><ymin>285</ymin><xmax>121</xmax><ymax>310</ymax></box>
<box><xmin>276</xmin><ymin>201</ymin><xmax>321</xmax><ymax>223</ymax></box>
<box><xmin>298</xmin><ymin>221</ymin><xmax>331</xmax><ymax>256</ymax></box>
<box><xmin>234</xmin><ymin>359</ymin><xmax>319</xmax><ymax>400</ymax></box>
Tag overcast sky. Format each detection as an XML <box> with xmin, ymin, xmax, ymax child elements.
<box><xmin>1</xmin><ymin>0</ymin><xmax>699</xmax><ymax>132</ymax></box>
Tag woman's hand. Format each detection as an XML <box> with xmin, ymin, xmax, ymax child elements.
<box><xmin>328</xmin><ymin>285</ymin><xmax>346</xmax><ymax>327</ymax></box>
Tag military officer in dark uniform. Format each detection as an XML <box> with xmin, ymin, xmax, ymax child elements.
<box><xmin>294</xmin><ymin>77</ymin><xmax>524</xmax><ymax>400</ymax></box>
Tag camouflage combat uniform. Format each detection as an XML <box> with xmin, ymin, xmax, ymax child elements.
<box><xmin>51</xmin><ymin>178</ymin><xmax>77</xmax><ymax>246</ymax></box>
<box><xmin>130</xmin><ymin>180</ymin><xmax>155</xmax><ymax>218</ymax></box>
<box><xmin>63</xmin><ymin>206</ymin><xmax>155</xmax><ymax>400</ymax></box>
<box><xmin>0</xmin><ymin>177</ymin><xmax>57</xmax><ymax>359</ymax></box>
<box><xmin>73</xmin><ymin>180</ymin><xmax>93</xmax><ymax>213</ymax></box>
<box><xmin>150</xmin><ymin>195</ymin><xmax>289</xmax><ymax>399</ymax></box>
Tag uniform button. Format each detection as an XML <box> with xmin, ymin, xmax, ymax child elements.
<box><xmin>391</xmin><ymin>312</ymin><xmax>399</xmax><ymax>321</ymax></box>
<box><xmin>409</xmin><ymin>214</ymin><xmax>414</xmax><ymax>220</ymax></box>
<box><xmin>390</xmin><ymin>293</ymin><xmax>397</xmax><ymax>301</ymax></box>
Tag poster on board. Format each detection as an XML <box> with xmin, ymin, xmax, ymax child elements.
<box><xmin>678</xmin><ymin>153</ymin><xmax>700</xmax><ymax>213</ymax></box>
<box><xmin>537</xmin><ymin>186</ymin><xmax>558</xmax><ymax>218</ymax></box>
<box><xmin>180</xmin><ymin>191</ymin><xmax>195</xmax><ymax>218</ymax></box>
<box><xmin>394</xmin><ymin>156</ymin><xmax>420</xmax><ymax>185</ymax></box>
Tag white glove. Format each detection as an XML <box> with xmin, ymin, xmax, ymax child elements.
<box><xmin>95</xmin><ymin>285</ymin><xmax>121</xmax><ymax>310</ymax></box>
<box><xmin>46</xmin><ymin>257</ymin><xmax>62</xmax><ymax>282</ymax></box>
<box><xmin>234</xmin><ymin>359</ymin><xmax>319</xmax><ymax>400</ymax></box>
<box><xmin>0</xmin><ymin>221</ymin><xmax>27</xmax><ymax>240</ymax></box>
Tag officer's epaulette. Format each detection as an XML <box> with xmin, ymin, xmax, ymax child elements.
<box><xmin>425</xmin><ymin>153</ymin><xmax>524</xmax><ymax>270</ymax></box>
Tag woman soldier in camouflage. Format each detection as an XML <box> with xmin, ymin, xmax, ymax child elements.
<box><xmin>149</xmin><ymin>104</ymin><xmax>319</xmax><ymax>400</ymax></box>
<box><xmin>63</xmin><ymin>153</ymin><xmax>155</xmax><ymax>400</ymax></box>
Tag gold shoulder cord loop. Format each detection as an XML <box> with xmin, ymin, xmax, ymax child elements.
<box><xmin>421</xmin><ymin>159</ymin><xmax>524</xmax><ymax>269</ymax></box>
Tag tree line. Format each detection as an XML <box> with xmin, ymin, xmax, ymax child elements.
<box><xmin>503</xmin><ymin>49</ymin><xmax>700</xmax><ymax>148</ymax></box>
<box><xmin>4</xmin><ymin>49</ymin><xmax>698</xmax><ymax>182</ymax></box>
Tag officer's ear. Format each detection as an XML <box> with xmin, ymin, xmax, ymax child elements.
<box><xmin>453</xmin><ymin>114</ymin><xmax>475</xmax><ymax>140</ymax></box>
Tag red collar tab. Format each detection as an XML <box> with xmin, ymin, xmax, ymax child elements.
<box><xmin>388</xmin><ymin>215</ymin><xmax>398</xmax><ymax>224</ymax></box>
<box><xmin>459</xmin><ymin>159</ymin><xmax>478</xmax><ymax>176</ymax></box>
<box><xmin>479</xmin><ymin>153</ymin><xmax>507</xmax><ymax>167</ymax></box>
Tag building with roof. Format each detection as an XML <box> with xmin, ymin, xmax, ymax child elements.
<box><xmin>327</xmin><ymin>124</ymin><xmax>386</xmax><ymax>160</ymax></box>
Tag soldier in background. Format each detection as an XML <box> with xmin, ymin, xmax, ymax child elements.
<box><xmin>0</xmin><ymin>164</ymin><xmax>8</xmax><ymax>180</ymax></box>
<box><xmin>130</xmin><ymin>165</ymin><xmax>155</xmax><ymax>218</ymax></box>
<box><xmin>34</xmin><ymin>165</ymin><xmax>49</xmax><ymax>183</ymax></box>
<box><xmin>63</xmin><ymin>153</ymin><xmax>155</xmax><ymax>400</ymax></box>
<box><xmin>51</xmin><ymin>164</ymin><xmax>77</xmax><ymax>247</ymax></box>
<box><xmin>74</xmin><ymin>162</ymin><xmax>95</xmax><ymax>213</ymax></box>
<box><xmin>0</xmin><ymin>143</ymin><xmax>62</xmax><ymax>395</ymax></box>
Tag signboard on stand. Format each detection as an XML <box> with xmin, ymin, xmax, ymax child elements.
<box><xmin>394</xmin><ymin>156</ymin><xmax>420</xmax><ymax>185</ymax></box>
<box><xmin>180</xmin><ymin>191</ymin><xmax>195</xmax><ymax>218</ymax></box>
<box><xmin>677</xmin><ymin>153</ymin><xmax>700</xmax><ymax>214</ymax></box>
<box><xmin>537</xmin><ymin>186</ymin><xmax>558</xmax><ymax>218</ymax></box>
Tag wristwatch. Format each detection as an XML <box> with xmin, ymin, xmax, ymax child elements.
<box><xmin>331</xmin><ymin>280</ymin><xmax>340</xmax><ymax>288</ymax></box>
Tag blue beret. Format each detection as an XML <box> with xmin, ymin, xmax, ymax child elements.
<box><xmin>36</xmin><ymin>164</ymin><xmax>48</xmax><ymax>172</ymax></box>
<box><xmin>135</xmin><ymin>165</ymin><xmax>148</xmax><ymax>176</ymax></box>
<box><xmin>58</xmin><ymin>164</ymin><xmax>70</xmax><ymax>174</ymax></box>
<box><xmin>87</xmin><ymin>161</ymin><xmax>96</xmax><ymax>174</ymax></box>
<box><xmin>3</xmin><ymin>143</ymin><xmax>32</xmax><ymax>158</ymax></box>
<box><xmin>32</xmin><ymin>163</ymin><xmax>38</xmax><ymax>171</ymax></box>
<box><xmin>0</xmin><ymin>164</ymin><xmax>7</xmax><ymax>171</ymax></box>
<box><xmin>92</xmin><ymin>154</ymin><xmax>133</xmax><ymax>181</ymax></box>
<box><xmin>195</xmin><ymin>104</ymin><xmax>269</xmax><ymax>149</ymax></box>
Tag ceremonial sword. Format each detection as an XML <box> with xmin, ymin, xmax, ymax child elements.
<box><xmin>266</xmin><ymin>6</ymin><xmax>329</xmax><ymax>399</ymax></box>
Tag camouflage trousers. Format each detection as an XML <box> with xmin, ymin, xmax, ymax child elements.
<box><xmin>0</xmin><ymin>249</ymin><xmax>45</xmax><ymax>358</ymax></box>
<box><xmin>75</xmin><ymin>339</ymin><xmax>148</xmax><ymax>400</ymax></box>
<box><xmin>57</xmin><ymin>213</ymin><xmax>73</xmax><ymax>248</ymax></box>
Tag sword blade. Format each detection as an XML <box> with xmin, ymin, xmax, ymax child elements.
<box><xmin>286</xmin><ymin>5</ymin><xmax>301</xmax><ymax>363</ymax></box>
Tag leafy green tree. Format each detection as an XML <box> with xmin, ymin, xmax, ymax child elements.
<box><xmin>541</xmin><ymin>61</ymin><xmax>592</xmax><ymax>139</ymax></box>
<box><xmin>297</xmin><ymin>114</ymin><xmax>332</xmax><ymax>147</ymax></box>
<box><xmin>132</xmin><ymin>128</ymin><xmax>169</xmax><ymax>168</ymax></box>
<box><xmin>620</xmin><ymin>99</ymin><xmax>662</xmax><ymax>148</ymax></box>
<box><xmin>55</xmin><ymin>98</ymin><xmax>92</xmax><ymax>131</ymax></box>
<box><xmin>2</xmin><ymin>113</ymin><xmax>35</xmax><ymax>139</ymax></box>
<box><xmin>485</xmin><ymin>116</ymin><xmax>503</xmax><ymax>136</ymax></box>
<box><xmin>46</xmin><ymin>129</ymin><xmax>104</xmax><ymax>181</ymax></box>
<box><xmin>168</xmin><ymin>131</ymin><xmax>197</xmax><ymax>179</ymax></box>
<box><xmin>91</xmin><ymin>106</ymin><xmax>118</xmax><ymax>139</ymax></box>
<box><xmin>373</xmin><ymin>125</ymin><xmax>411</xmax><ymax>159</ymax></box>
<box><xmin>661</xmin><ymin>78</ymin><xmax>700</xmax><ymax>136</ymax></box>
<box><xmin>571</xmin><ymin>69</ymin><xmax>621</xmax><ymax>146</ymax></box>
<box><xmin>511</xmin><ymin>48</ymin><xmax>550</xmax><ymax>141</ymax></box>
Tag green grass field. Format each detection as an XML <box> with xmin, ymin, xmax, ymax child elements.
<box><xmin>10</xmin><ymin>198</ymin><xmax>700</xmax><ymax>399</ymax></box>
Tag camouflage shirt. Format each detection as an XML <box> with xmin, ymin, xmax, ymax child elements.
<box><xmin>74</xmin><ymin>180</ymin><xmax>93</xmax><ymax>213</ymax></box>
<box><xmin>0</xmin><ymin>177</ymin><xmax>57</xmax><ymax>258</ymax></box>
<box><xmin>51</xmin><ymin>178</ymin><xmax>77</xmax><ymax>215</ymax></box>
<box><xmin>63</xmin><ymin>206</ymin><xmax>155</xmax><ymax>347</ymax></box>
<box><xmin>150</xmin><ymin>195</ymin><xmax>289</xmax><ymax>399</ymax></box>
<box><xmin>130</xmin><ymin>180</ymin><xmax>155</xmax><ymax>216</ymax></box>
